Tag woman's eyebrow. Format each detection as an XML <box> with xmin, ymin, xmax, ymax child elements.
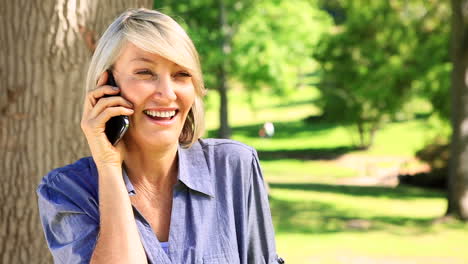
<box><xmin>130</xmin><ymin>57</ymin><xmax>158</xmax><ymax>64</ymax></box>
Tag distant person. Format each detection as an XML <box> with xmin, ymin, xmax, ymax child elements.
<box><xmin>259</xmin><ymin>122</ymin><xmax>275</xmax><ymax>138</ymax></box>
<box><xmin>36</xmin><ymin>8</ymin><xmax>282</xmax><ymax>264</ymax></box>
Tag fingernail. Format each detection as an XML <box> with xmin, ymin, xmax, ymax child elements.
<box><xmin>112</xmin><ymin>86</ymin><xmax>120</xmax><ymax>91</ymax></box>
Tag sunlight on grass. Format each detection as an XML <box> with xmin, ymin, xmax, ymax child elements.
<box><xmin>366</xmin><ymin>120</ymin><xmax>435</xmax><ymax>156</ymax></box>
<box><xmin>206</xmin><ymin>99</ymin><xmax>432</xmax><ymax>158</ymax></box>
<box><xmin>270</xmin><ymin>185</ymin><xmax>468</xmax><ymax>263</ymax></box>
<box><xmin>261</xmin><ymin>159</ymin><xmax>359</xmax><ymax>183</ymax></box>
<box><xmin>204</xmin><ymin>85</ymin><xmax>433</xmax><ymax>157</ymax></box>
<box><xmin>277</xmin><ymin>231</ymin><xmax>468</xmax><ymax>264</ymax></box>
<box><xmin>271</xmin><ymin>186</ymin><xmax>446</xmax><ymax>221</ymax></box>
<box><xmin>232</xmin><ymin>122</ymin><xmax>353</xmax><ymax>151</ymax></box>
<box><xmin>227</xmin><ymin>119</ymin><xmax>431</xmax><ymax>160</ymax></box>
<box><xmin>205</xmin><ymin>86</ymin><xmax>430</xmax><ymax>149</ymax></box>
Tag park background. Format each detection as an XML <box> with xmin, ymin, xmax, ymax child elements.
<box><xmin>2</xmin><ymin>0</ymin><xmax>468</xmax><ymax>263</ymax></box>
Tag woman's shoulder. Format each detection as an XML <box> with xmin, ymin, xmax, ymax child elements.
<box><xmin>197</xmin><ymin>138</ymin><xmax>256</xmax><ymax>158</ymax></box>
<box><xmin>37</xmin><ymin>157</ymin><xmax>100</xmax><ymax>232</ymax></box>
<box><xmin>195</xmin><ymin>138</ymin><xmax>259</xmax><ymax>168</ymax></box>
<box><xmin>38</xmin><ymin>157</ymin><xmax>98</xmax><ymax>197</ymax></box>
<box><xmin>195</xmin><ymin>138</ymin><xmax>259</xmax><ymax>181</ymax></box>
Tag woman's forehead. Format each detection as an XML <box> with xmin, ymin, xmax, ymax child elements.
<box><xmin>118</xmin><ymin>43</ymin><xmax>158</xmax><ymax>61</ymax></box>
<box><xmin>117</xmin><ymin>42</ymin><xmax>180</xmax><ymax>67</ymax></box>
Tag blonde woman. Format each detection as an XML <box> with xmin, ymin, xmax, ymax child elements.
<box><xmin>37</xmin><ymin>8</ymin><xmax>282</xmax><ymax>264</ymax></box>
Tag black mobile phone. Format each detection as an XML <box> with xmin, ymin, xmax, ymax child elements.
<box><xmin>103</xmin><ymin>70</ymin><xmax>129</xmax><ymax>146</ymax></box>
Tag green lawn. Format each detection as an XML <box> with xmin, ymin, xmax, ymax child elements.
<box><xmin>205</xmin><ymin>86</ymin><xmax>434</xmax><ymax>156</ymax></box>
<box><xmin>204</xmin><ymin>86</ymin><xmax>467</xmax><ymax>263</ymax></box>
<box><xmin>261</xmin><ymin>159</ymin><xmax>359</xmax><ymax>183</ymax></box>
<box><xmin>271</xmin><ymin>184</ymin><xmax>468</xmax><ymax>263</ymax></box>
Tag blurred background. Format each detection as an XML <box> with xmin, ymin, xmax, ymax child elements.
<box><xmin>156</xmin><ymin>0</ymin><xmax>467</xmax><ymax>263</ymax></box>
<box><xmin>2</xmin><ymin>0</ymin><xmax>468</xmax><ymax>263</ymax></box>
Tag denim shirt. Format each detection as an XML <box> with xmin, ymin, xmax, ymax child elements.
<box><xmin>37</xmin><ymin>139</ymin><xmax>280</xmax><ymax>264</ymax></box>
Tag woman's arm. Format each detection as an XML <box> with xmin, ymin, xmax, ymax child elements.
<box><xmin>81</xmin><ymin>71</ymin><xmax>147</xmax><ymax>264</ymax></box>
<box><xmin>90</xmin><ymin>165</ymin><xmax>147</xmax><ymax>264</ymax></box>
<box><xmin>37</xmin><ymin>170</ymin><xmax>100</xmax><ymax>264</ymax></box>
<box><xmin>246</xmin><ymin>151</ymin><xmax>282</xmax><ymax>264</ymax></box>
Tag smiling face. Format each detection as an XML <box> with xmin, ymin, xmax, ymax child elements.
<box><xmin>112</xmin><ymin>42</ymin><xmax>196</xmax><ymax>149</ymax></box>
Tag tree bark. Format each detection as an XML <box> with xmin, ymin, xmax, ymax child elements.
<box><xmin>448</xmin><ymin>0</ymin><xmax>468</xmax><ymax>220</ymax></box>
<box><xmin>217</xmin><ymin>0</ymin><xmax>232</xmax><ymax>138</ymax></box>
<box><xmin>0</xmin><ymin>0</ymin><xmax>151</xmax><ymax>263</ymax></box>
<box><xmin>218</xmin><ymin>66</ymin><xmax>231</xmax><ymax>138</ymax></box>
<box><xmin>356</xmin><ymin>121</ymin><xmax>366</xmax><ymax>148</ymax></box>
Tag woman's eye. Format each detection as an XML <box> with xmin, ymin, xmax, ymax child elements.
<box><xmin>135</xmin><ymin>70</ymin><xmax>153</xmax><ymax>76</ymax></box>
<box><xmin>134</xmin><ymin>70</ymin><xmax>155</xmax><ymax>80</ymax></box>
<box><xmin>174</xmin><ymin>72</ymin><xmax>192</xmax><ymax>78</ymax></box>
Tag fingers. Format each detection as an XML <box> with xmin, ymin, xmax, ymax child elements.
<box><xmin>94</xmin><ymin>106</ymin><xmax>134</xmax><ymax>127</ymax></box>
<box><xmin>88</xmin><ymin>96</ymin><xmax>134</xmax><ymax>120</ymax></box>
<box><xmin>80</xmin><ymin>71</ymin><xmax>131</xmax><ymax>166</ymax></box>
<box><xmin>81</xmin><ymin>71</ymin><xmax>134</xmax><ymax>134</ymax></box>
<box><xmin>81</xmin><ymin>106</ymin><xmax>134</xmax><ymax>134</ymax></box>
<box><xmin>86</xmin><ymin>85</ymin><xmax>120</xmax><ymax>108</ymax></box>
<box><xmin>83</xmin><ymin>71</ymin><xmax>118</xmax><ymax>112</ymax></box>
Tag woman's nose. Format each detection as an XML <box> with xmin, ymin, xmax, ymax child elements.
<box><xmin>153</xmin><ymin>75</ymin><xmax>177</xmax><ymax>101</ymax></box>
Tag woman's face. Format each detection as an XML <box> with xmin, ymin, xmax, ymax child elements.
<box><xmin>112</xmin><ymin>42</ymin><xmax>196</xmax><ymax>148</ymax></box>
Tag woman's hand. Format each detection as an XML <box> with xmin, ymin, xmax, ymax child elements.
<box><xmin>81</xmin><ymin>71</ymin><xmax>134</xmax><ymax>168</ymax></box>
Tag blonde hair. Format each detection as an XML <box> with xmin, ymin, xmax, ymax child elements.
<box><xmin>85</xmin><ymin>8</ymin><xmax>206</xmax><ymax>148</ymax></box>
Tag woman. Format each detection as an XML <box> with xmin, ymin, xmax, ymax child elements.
<box><xmin>37</xmin><ymin>8</ymin><xmax>281</xmax><ymax>264</ymax></box>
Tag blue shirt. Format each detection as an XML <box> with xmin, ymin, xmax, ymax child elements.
<box><xmin>37</xmin><ymin>139</ymin><xmax>280</xmax><ymax>263</ymax></box>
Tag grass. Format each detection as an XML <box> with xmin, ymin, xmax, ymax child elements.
<box><xmin>205</xmin><ymin>86</ymin><xmax>435</xmax><ymax>156</ymax></box>
<box><xmin>204</xmin><ymin>86</ymin><xmax>468</xmax><ymax>263</ymax></box>
<box><xmin>227</xmin><ymin>119</ymin><xmax>432</xmax><ymax>156</ymax></box>
<box><xmin>261</xmin><ymin>159</ymin><xmax>359</xmax><ymax>183</ymax></box>
<box><xmin>270</xmin><ymin>184</ymin><xmax>468</xmax><ymax>263</ymax></box>
<box><xmin>204</xmin><ymin>85</ymin><xmax>321</xmax><ymax>129</ymax></box>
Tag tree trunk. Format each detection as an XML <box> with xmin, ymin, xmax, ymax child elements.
<box><xmin>367</xmin><ymin>120</ymin><xmax>379</xmax><ymax>149</ymax></box>
<box><xmin>218</xmin><ymin>66</ymin><xmax>231</xmax><ymax>138</ymax></box>
<box><xmin>447</xmin><ymin>0</ymin><xmax>468</xmax><ymax>220</ymax></box>
<box><xmin>356</xmin><ymin>120</ymin><xmax>370</xmax><ymax>149</ymax></box>
<box><xmin>217</xmin><ymin>0</ymin><xmax>231</xmax><ymax>138</ymax></box>
<box><xmin>0</xmin><ymin>0</ymin><xmax>151</xmax><ymax>263</ymax></box>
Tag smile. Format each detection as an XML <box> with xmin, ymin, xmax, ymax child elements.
<box><xmin>143</xmin><ymin>110</ymin><xmax>177</xmax><ymax>118</ymax></box>
<box><xmin>143</xmin><ymin>109</ymin><xmax>179</xmax><ymax>125</ymax></box>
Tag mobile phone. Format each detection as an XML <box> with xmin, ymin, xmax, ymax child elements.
<box><xmin>103</xmin><ymin>70</ymin><xmax>129</xmax><ymax>146</ymax></box>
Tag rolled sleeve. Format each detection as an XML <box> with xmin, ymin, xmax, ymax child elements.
<box><xmin>37</xmin><ymin>172</ymin><xmax>99</xmax><ymax>264</ymax></box>
<box><xmin>247</xmin><ymin>151</ymin><xmax>280</xmax><ymax>264</ymax></box>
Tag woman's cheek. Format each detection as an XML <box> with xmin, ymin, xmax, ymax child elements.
<box><xmin>121</xmin><ymin>80</ymin><xmax>149</xmax><ymax>104</ymax></box>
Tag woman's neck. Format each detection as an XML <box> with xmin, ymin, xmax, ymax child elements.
<box><xmin>123</xmin><ymin>141</ymin><xmax>179</xmax><ymax>193</ymax></box>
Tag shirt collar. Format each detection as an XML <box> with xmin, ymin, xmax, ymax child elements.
<box><xmin>122</xmin><ymin>167</ymin><xmax>136</xmax><ymax>196</ymax></box>
<box><xmin>122</xmin><ymin>141</ymin><xmax>214</xmax><ymax>197</ymax></box>
<box><xmin>177</xmin><ymin>142</ymin><xmax>214</xmax><ymax>197</ymax></box>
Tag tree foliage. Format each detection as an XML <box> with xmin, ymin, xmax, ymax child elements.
<box><xmin>155</xmin><ymin>0</ymin><xmax>332</xmax><ymax>135</ymax></box>
<box><xmin>155</xmin><ymin>0</ymin><xmax>262</xmax><ymax>137</ymax></box>
<box><xmin>156</xmin><ymin>0</ymin><xmax>331</xmax><ymax>91</ymax></box>
<box><xmin>315</xmin><ymin>0</ymin><xmax>450</xmax><ymax>148</ymax></box>
<box><xmin>154</xmin><ymin>0</ymin><xmax>232</xmax><ymax>90</ymax></box>
<box><xmin>231</xmin><ymin>0</ymin><xmax>331</xmax><ymax>95</ymax></box>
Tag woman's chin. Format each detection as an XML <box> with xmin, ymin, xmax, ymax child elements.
<box><xmin>125</xmin><ymin>130</ymin><xmax>180</xmax><ymax>149</ymax></box>
<box><xmin>147</xmin><ymin>137</ymin><xmax>178</xmax><ymax>149</ymax></box>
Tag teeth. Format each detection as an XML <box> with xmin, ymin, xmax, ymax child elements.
<box><xmin>144</xmin><ymin>110</ymin><xmax>176</xmax><ymax>118</ymax></box>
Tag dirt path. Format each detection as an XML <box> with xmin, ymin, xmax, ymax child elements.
<box><xmin>333</xmin><ymin>154</ymin><xmax>430</xmax><ymax>187</ymax></box>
